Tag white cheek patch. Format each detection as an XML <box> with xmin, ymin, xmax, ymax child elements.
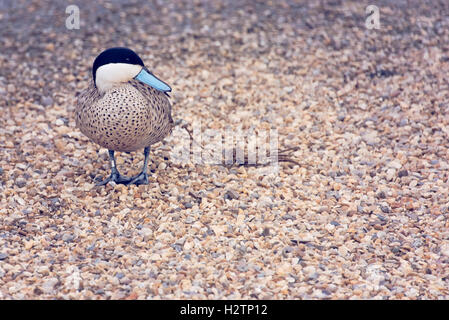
<box><xmin>95</xmin><ymin>63</ymin><xmax>142</xmax><ymax>92</ymax></box>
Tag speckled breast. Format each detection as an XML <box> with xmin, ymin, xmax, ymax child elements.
<box><xmin>76</xmin><ymin>83</ymin><xmax>172</xmax><ymax>152</ymax></box>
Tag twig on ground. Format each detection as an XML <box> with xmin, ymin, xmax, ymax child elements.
<box><xmin>175</xmin><ymin>120</ymin><xmax>301</xmax><ymax>168</ymax></box>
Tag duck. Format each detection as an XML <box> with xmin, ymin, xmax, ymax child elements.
<box><xmin>75</xmin><ymin>47</ymin><xmax>173</xmax><ymax>186</ymax></box>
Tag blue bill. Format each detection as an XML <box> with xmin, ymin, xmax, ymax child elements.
<box><xmin>135</xmin><ymin>68</ymin><xmax>171</xmax><ymax>92</ymax></box>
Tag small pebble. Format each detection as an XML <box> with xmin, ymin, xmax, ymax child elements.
<box><xmin>224</xmin><ymin>189</ymin><xmax>240</xmax><ymax>200</ymax></box>
<box><xmin>398</xmin><ymin>170</ymin><xmax>408</xmax><ymax>177</ymax></box>
<box><xmin>380</xmin><ymin>204</ymin><xmax>391</xmax><ymax>214</ymax></box>
<box><xmin>41</xmin><ymin>96</ymin><xmax>53</xmax><ymax>106</ymax></box>
<box><xmin>15</xmin><ymin>178</ymin><xmax>27</xmax><ymax>188</ymax></box>
<box><xmin>62</xmin><ymin>233</ymin><xmax>75</xmax><ymax>242</ymax></box>
<box><xmin>7</xmin><ymin>84</ymin><xmax>15</xmax><ymax>93</ymax></box>
<box><xmin>376</xmin><ymin>191</ymin><xmax>386</xmax><ymax>199</ymax></box>
<box><xmin>183</xmin><ymin>202</ymin><xmax>193</xmax><ymax>209</ymax></box>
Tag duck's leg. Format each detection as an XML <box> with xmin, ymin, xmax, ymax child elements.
<box><xmin>96</xmin><ymin>150</ymin><xmax>131</xmax><ymax>186</ymax></box>
<box><xmin>128</xmin><ymin>147</ymin><xmax>150</xmax><ymax>185</ymax></box>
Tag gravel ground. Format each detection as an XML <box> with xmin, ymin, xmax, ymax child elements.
<box><xmin>1</xmin><ymin>0</ymin><xmax>449</xmax><ymax>299</ymax></box>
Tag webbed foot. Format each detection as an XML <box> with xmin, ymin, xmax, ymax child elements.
<box><xmin>128</xmin><ymin>171</ymin><xmax>149</xmax><ymax>185</ymax></box>
<box><xmin>96</xmin><ymin>171</ymin><xmax>131</xmax><ymax>186</ymax></box>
